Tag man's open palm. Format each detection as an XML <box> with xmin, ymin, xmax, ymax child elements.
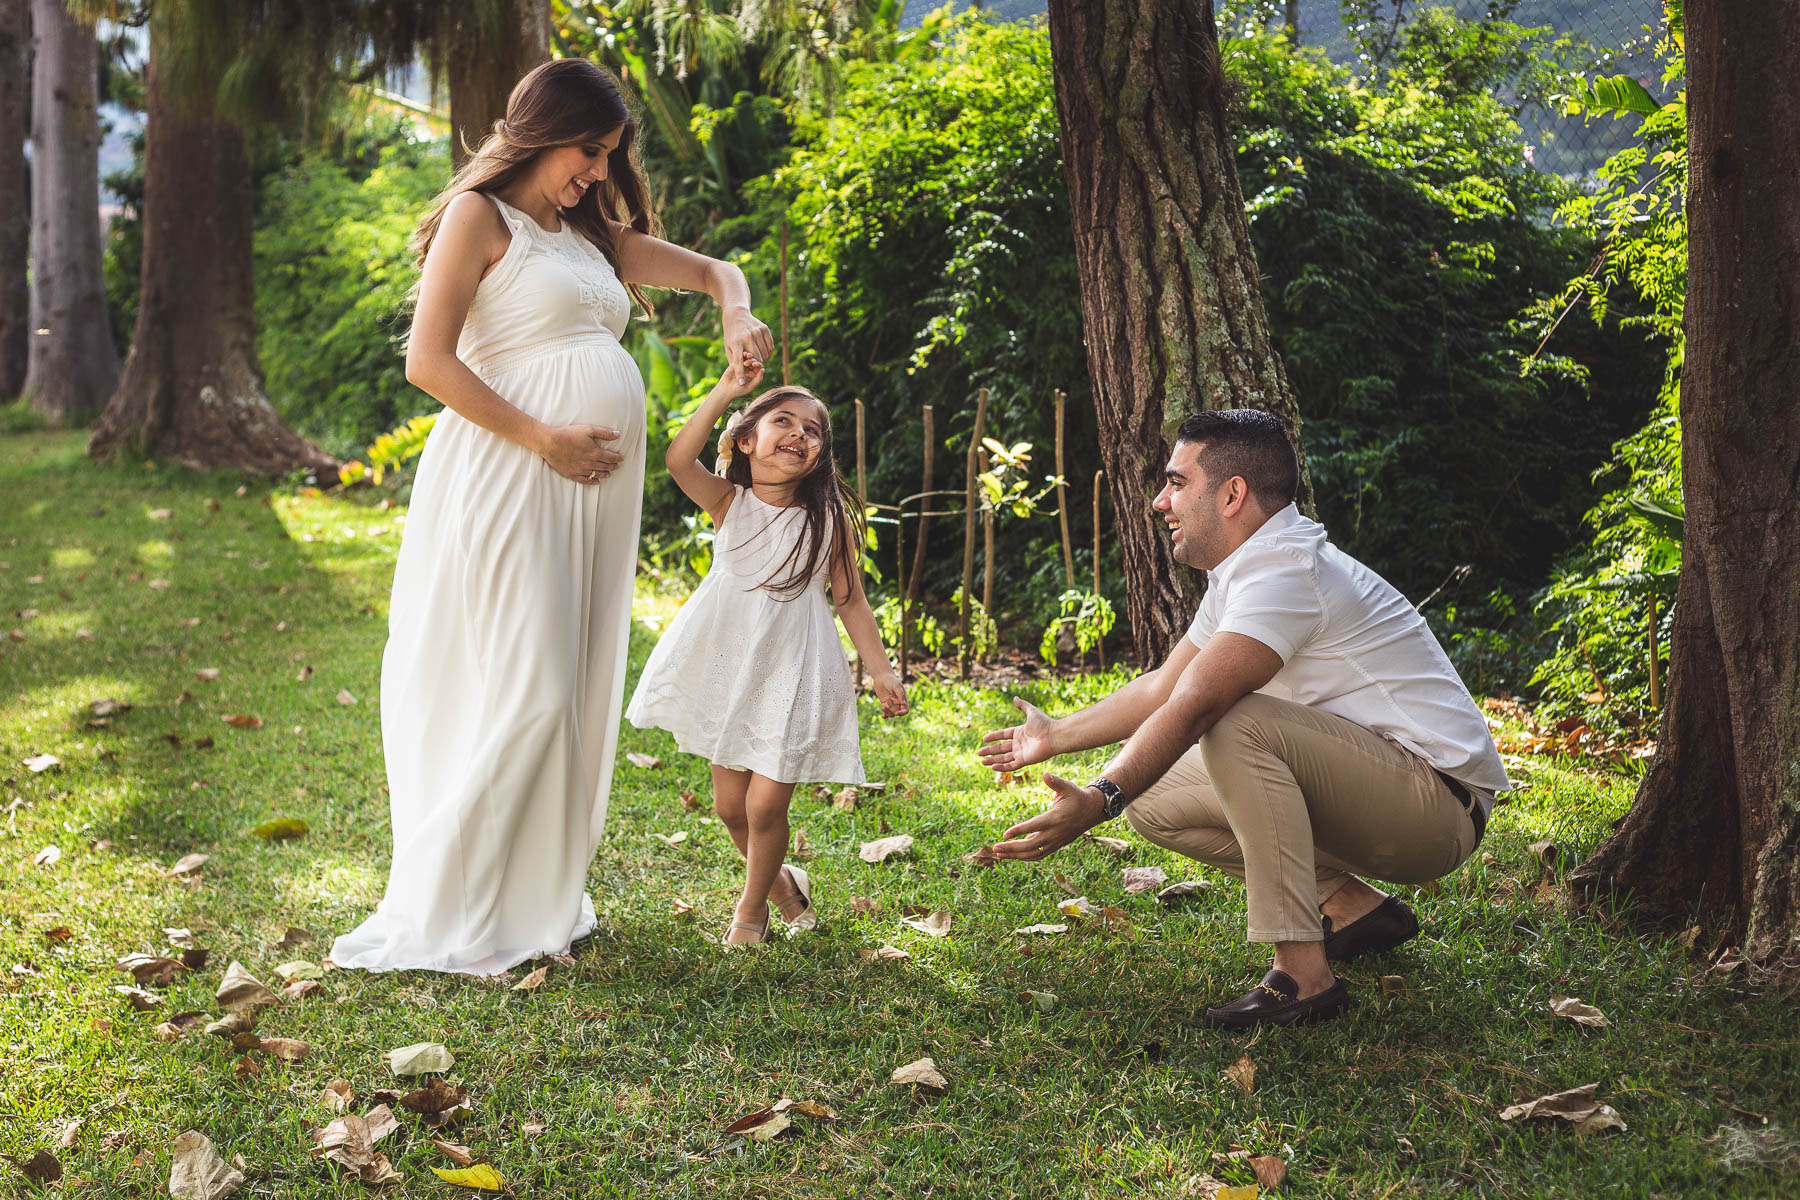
<box><xmin>977</xmin><ymin>696</ymin><xmax>1055</xmax><ymax>773</ymax></box>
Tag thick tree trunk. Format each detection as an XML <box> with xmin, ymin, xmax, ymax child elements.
<box><xmin>23</xmin><ymin>0</ymin><xmax>115</xmax><ymax>422</ymax></box>
<box><xmin>0</xmin><ymin>0</ymin><xmax>28</xmax><ymax>400</ymax></box>
<box><xmin>1044</xmin><ymin>0</ymin><xmax>1310</xmax><ymax>666</ymax></box>
<box><xmin>447</xmin><ymin>0</ymin><xmax>550</xmax><ymax>168</ymax></box>
<box><xmin>88</xmin><ymin>39</ymin><xmax>334</xmax><ymax>477</ymax></box>
<box><xmin>1571</xmin><ymin>1</ymin><xmax>1800</xmax><ymax>966</ymax></box>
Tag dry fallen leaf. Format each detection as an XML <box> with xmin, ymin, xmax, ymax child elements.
<box><xmin>273</xmin><ymin>927</ymin><xmax>313</xmax><ymax>950</ymax></box>
<box><xmin>1088</xmin><ymin>834</ymin><xmax>1133</xmax><ymax>857</ymax></box>
<box><xmin>335</xmin><ymin>689</ymin><xmax>357</xmax><ymax>706</ymax></box>
<box><xmin>1549</xmin><ymin>995</ymin><xmax>1611</xmax><ymax>1028</ymax></box>
<box><xmin>23</xmin><ymin>753</ymin><xmax>63</xmax><ymax>773</ymax></box>
<box><xmin>653</xmin><ymin>830</ymin><xmax>689</xmax><ymax>847</ymax></box>
<box><xmin>33</xmin><ymin>845</ymin><xmax>61</xmax><ymax>867</ymax></box>
<box><xmin>258</xmin><ymin>1037</ymin><xmax>310</xmax><ymax>1062</ymax></box>
<box><xmin>848</xmin><ymin>896</ymin><xmax>881</xmax><ymax>915</ymax></box>
<box><xmin>857</xmin><ymin>944</ymin><xmax>910</xmax><ymax>962</ymax></box>
<box><xmin>169</xmin><ymin>1131</ymin><xmax>244</xmax><ymax>1200</ymax></box>
<box><xmin>900</xmin><ymin>909</ymin><xmax>953</xmax><ymax>938</ymax></box>
<box><xmin>57</xmin><ymin>1118</ymin><xmax>83</xmax><ymax>1149</ymax></box>
<box><xmin>724</xmin><ymin>1107</ymin><xmax>792</xmax><ymax>1142</ymax></box>
<box><xmin>963</xmin><ymin>845</ymin><xmax>1000</xmax><ymax>869</ymax></box>
<box><xmin>859</xmin><ymin>834</ymin><xmax>914</xmax><ymax>863</ymax></box>
<box><xmin>115</xmin><ymin>985</ymin><xmax>163</xmax><ymax>1010</ymax></box>
<box><xmin>671</xmin><ymin>897</ymin><xmax>694</xmax><ymax>918</ymax></box>
<box><xmin>215</xmin><ymin>962</ymin><xmax>279</xmax><ymax>1011</ymax></box>
<box><xmin>1057</xmin><ymin>896</ymin><xmax>1094</xmax><ymax>918</ymax></box>
<box><xmin>430</xmin><ymin>1138</ymin><xmax>475</xmax><ymax>1166</ymax></box>
<box><xmin>1157</xmin><ymin>880</ymin><xmax>1210</xmax><ymax>903</ymax></box>
<box><xmin>170</xmin><ymin>853</ymin><xmax>210</xmax><ymax>876</ymax></box>
<box><xmin>321</xmin><ymin>1080</ymin><xmax>354</xmax><ymax>1113</ymax></box>
<box><xmin>891</xmin><ymin>1057</ymin><xmax>949</xmax><ymax>1090</ymax></box>
<box><xmin>1250</xmin><ymin>1154</ymin><xmax>1287</xmax><ymax>1188</ymax></box>
<box><xmin>833</xmin><ymin>786</ymin><xmax>860</xmax><ymax>812</ymax></box>
<box><xmin>1051</xmin><ymin>872</ymin><xmax>1083</xmax><ymax>898</ymax></box>
<box><xmin>90</xmin><ymin>697</ymin><xmax>129</xmax><ymax>718</ymax></box>
<box><xmin>1529</xmin><ymin>839</ymin><xmax>1558</xmax><ymax>867</ymax></box>
<box><xmin>784</xmin><ymin>1100</ymin><xmax>838</xmax><ymax>1120</ymax></box>
<box><xmin>194</xmin><ymin>668</ymin><xmax>221</xmax><ymax>683</ymax></box>
<box><xmin>118</xmin><ymin>953</ymin><xmax>184</xmax><ymax>987</ymax></box>
<box><xmin>430</xmin><ymin>1164</ymin><xmax>503</xmax><ymax>1189</ymax></box>
<box><xmin>514</xmin><ymin>965</ymin><xmax>550</xmax><ymax>991</ymax></box>
<box><xmin>1014</xmin><ymin>923</ymin><xmax>1068</xmax><ymax>935</ymax></box>
<box><xmin>1497</xmin><ymin>1082</ymin><xmax>1627</xmax><ymax>1133</ymax></box>
<box><xmin>221</xmin><ymin>714</ymin><xmax>263</xmax><ymax>730</ymax></box>
<box><xmin>272</xmin><ymin>960</ymin><xmax>322</xmax><ymax>982</ymax></box>
<box><xmin>401</xmin><ymin>1079</ymin><xmax>469</xmax><ymax>1115</ymax></box>
<box><xmin>205</xmin><ymin>1011</ymin><xmax>257</xmax><ymax>1038</ymax></box>
<box><xmin>679</xmin><ymin>790</ymin><xmax>700</xmax><ymax>810</ymax></box>
<box><xmin>1215</xmin><ymin>1186</ymin><xmax>1259</xmax><ymax>1200</ymax></box>
<box><xmin>1225</xmin><ymin>1052</ymin><xmax>1257</xmax><ymax>1095</ymax></box>
<box><xmin>313</xmin><ymin>1107</ymin><xmax>401</xmax><ymax>1183</ymax></box>
<box><xmin>387</xmin><ymin>1040</ymin><xmax>455</xmax><ymax>1076</ymax></box>
<box><xmin>625</xmin><ymin>752</ymin><xmax>662</xmax><ymax>769</ymax></box>
<box><xmin>1122</xmin><ymin>866</ymin><xmax>1168</xmax><ymax>893</ymax></box>
<box><xmin>4</xmin><ymin>1150</ymin><xmax>62</xmax><ymax>1183</ymax></box>
<box><xmin>232</xmin><ymin>1055</ymin><xmax>259</xmax><ymax>1078</ymax></box>
<box><xmin>1021</xmin><ymin>989</ymin><xmax>1059</xmax><ymax>1013</ymax></box>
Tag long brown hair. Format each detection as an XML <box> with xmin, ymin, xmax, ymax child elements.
<box><xmin>721</xmin><ymin>386</ymin><xmax>867</xmax><ymax>600</ymax></box>
<box><xmin>411</xmin><ymin>58</ymin><xmax>660</xmax><ymax>313</ymax></box>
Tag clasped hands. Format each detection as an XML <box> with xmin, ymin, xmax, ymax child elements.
<box><xmin>976</xmin><ymin>696</ymin><xmax>1107</xmax><ymax>861</ymax></box>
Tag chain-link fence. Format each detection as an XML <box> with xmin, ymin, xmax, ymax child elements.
<box><xmin>903</xmin><ymin>1</ymin><xmax>1671</xmax><ymax>180</ymax></box>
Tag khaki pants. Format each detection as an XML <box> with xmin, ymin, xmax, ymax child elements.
<box><xmin>1125</xmin><ymin>692</ymin><xmax>1480</xmax><ymax>943</ymax></box>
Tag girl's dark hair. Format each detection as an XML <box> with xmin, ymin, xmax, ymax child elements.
<box><xmin>722</xmin><ymin>386</ymin><xmax>866</xmax><ymax>599</ymax></box>
<box><xmin>411</xmin><ymin>58</ymin><xmax>660</xmax><ymax>313</ymax></box>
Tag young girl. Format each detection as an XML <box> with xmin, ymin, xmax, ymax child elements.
<box><xmin>627</xmin><ymin>353</ymin><xmax>907</xmax><ymax>946</ymax></box>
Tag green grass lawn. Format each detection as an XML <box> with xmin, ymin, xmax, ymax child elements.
<box><xmin>2</xmin><ymin>430</ymin><xmax>1794</xmax><ymax>1198</ymax></box>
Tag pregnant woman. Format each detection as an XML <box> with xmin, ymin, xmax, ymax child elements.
<box><xmin>332</xmin><ymin>59</ymin><xmax>772</xmax><ymax>974</ymax></box>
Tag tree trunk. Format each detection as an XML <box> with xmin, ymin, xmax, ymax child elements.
<box><xmin>88</xmin><ymin>35</ymin><xmax>334</xmax><ymax>477</ymax></box>
<box><xmin>1044</xmin><ymin>0</ymin><xmax>1311</xmax><ymax>666</ymax></box>
<box><xmin>23</xmin><ymin>0</ymin><xmax>115</xmax><ymax>422</ymax></box>
<box><xmin>1570</xmin><ymin>0</ymin><xmax>1800</xmax><ymax>965</ymax></box>
<box><xmin>0</xmin><ymin>0</ymin><xmax>28</xmax><ymax>401</ymax></box>
<box><xmin>447</xmin><ymin>0</ymin><xmax>550</xmax><ymax>168</ymax></box>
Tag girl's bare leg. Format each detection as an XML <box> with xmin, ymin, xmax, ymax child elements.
<box><xmin>727</xmin><ymin>772</ymin><xmax>798</xmax><ymax>944</ymax></box>
<box><xmin>711</xmin><ymin>764</ymin><xmax>750</xmax><ymax>857</ymax></box>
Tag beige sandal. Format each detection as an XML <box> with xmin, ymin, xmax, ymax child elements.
<box><xmin>774</xmin><ymin>865</ymin><xmax>819</xmax><ymax>931</ymax></box>
<box><xmin>723</xmin><ymin>914</ymin><xmax>770</xmax><ymax>949</ymax></box>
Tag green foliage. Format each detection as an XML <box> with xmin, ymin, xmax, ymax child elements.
<box><xmin>253</xmin><ymin>119</ymin><xmax>445</xmax><ymax>458</ymax></box>
<box><xmin>1526</xmin><ymin>9</ymin><xmax>1686</xmax><ymax>728</ymax></box>
<box><xmin>1040</xmin><ymin>589</ymin><xmax>1117</xmax><ymax>667</ymax></box>
<box><xmin>337</xmin><ymin>413</ymin><xmax>437</xmax><ymax>488</ymax></box>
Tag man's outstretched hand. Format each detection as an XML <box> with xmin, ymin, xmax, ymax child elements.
<box><xmin>977</xmin><ymin>696</ymin><xmax>1056</xmax><ymax>774</ymax></box>
<box><xmin>987</xmin><ymin>773</ymin><xmax>1107</xmax><ymax>862</ymax></box>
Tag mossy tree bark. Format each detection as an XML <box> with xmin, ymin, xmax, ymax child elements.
<box><xmin>1570</xmin><ymin>0</ymin><xmax>1800</xmax><ymax>965</ymax></box>
<box><xmin>446</xmin><ymin>0</ymin><xmax>550</xmax><ymax>168</ymax></box>
<box><xmin>1044</xmin><ymin>0</ymin><xmax>1310</xmax><ymax>665</ymax></box>
<box><xmin>0</xmin><ymin>0</ymin><xmax>29</xmax><ymax>401</ymax></box>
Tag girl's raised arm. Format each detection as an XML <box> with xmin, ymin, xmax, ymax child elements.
<box><xmin>828</xmin><ymin>520</ymin><xmax>908</xmax><ymax>717</ymax></box>
<box><xmin>664</xmin><ymin>353</ymin><xmax>763</xmax><ymax>526</ymax></box>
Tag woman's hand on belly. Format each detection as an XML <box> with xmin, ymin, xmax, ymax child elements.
<box><xmin>533</xmin><ymin>422</ymin><xmax>626</xmax><ymax>484</ymax></box>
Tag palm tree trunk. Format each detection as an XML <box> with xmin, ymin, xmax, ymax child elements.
<box><xmin>0</xmin><ymin>0</ymin><xmax>29</xmax><ymax>400</ymax></box>
<box><xmin>447</xmin><ymin>0</ymin><xmax>550</xmax><ymax>168</ymax></box>
<box><xmin>23</xmin><ymin>0</ymin><xmax>116</xmax><ymax>422</ymax></box>
<box><xmin>1044</xmin><ymin>0</ymin><xmax>1311</xmax><ymax>665</ymax></box>
<box><xmin>88</xmin><ymin>32</ymin><xmax>334</xmax><ymax>476</ymax></box>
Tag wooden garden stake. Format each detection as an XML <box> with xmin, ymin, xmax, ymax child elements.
<box><xmin>778</xmin><ymin>219</ymin><xmax>791</xmax><ymax>383</ymax></box>
<box><xmin>1093</xmin><ymin>469</ymin><xmax>1106</xmax><ymax>670</ymax></box>
<box><xmin>854</xmin><ymin>398</ymin><xmax>866</xmax><ymax>501</ymax></box>
<box><xmin>908</xmin><ymin>405</ymin><xmax>935</xmax><ymax>601</ymax></box>
<box><xmin>980</xmin><ymin>448</ymin><xmax>995</xmax><ymax>663</ymax></box>
<box><xmin>1055</xmin><ymin>389</ymin><xmax>1074</xmax><ymax>589</ymax></box>
<box><xmin>895</xmin><ymin>496</ymin><xmax>909</xmax><ymax>684</ymax></box>
<box><xmin>959</xmin><ymin>388</ymin><xmax>989</xmax><ymax>681</ymax></box>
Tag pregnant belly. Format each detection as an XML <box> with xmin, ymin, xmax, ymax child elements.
<box><xmin>482</xmin><ymin>341</ymin><xmax>647</xmax><ymax>440</ymax></box>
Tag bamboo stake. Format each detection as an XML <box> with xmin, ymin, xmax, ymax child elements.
<box><xmin>980</xmin><ymin>448</ymin><xmax>995</xmax><ymax>663</ymax></box>
<box><xmin>959</xmin><ymin>388</ymin><xmax>989</xmax><ymax>681</ymax></box>
<box><xmin>896</xmin><ymin>500</ymin><xmax>909</xmax><ymax>685</ymax></box>
<box><xmin>778</xmin><ymin>219</ymin><xmax>791</xmax><ymax>384</ymax></box>
<box><xmin>1647</xmin><ymin>593</ymin><xmax>1661</xmax><ymax>710</ymax></box>
<box><xmin>1055</xmin><ymin>389</ymin><xmax>1074</xmax><ymax>589</ymax></box>
<box><xmin>1093</xmin><ymin>469</ymin><xmax>1106</xmax><ymax>671</ymax></box>
<box><xmin>907</xmin><ymin>405</ymin><xmax>935</xmax><ymax>601</ymax></box>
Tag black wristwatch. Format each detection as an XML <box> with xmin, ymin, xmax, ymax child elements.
<box><xmin>1090</xmin><ymin>776</ymin><xmax>1129</xmax><ymax>821</ymax></box>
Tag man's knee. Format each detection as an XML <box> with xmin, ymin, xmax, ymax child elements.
<box><xmin>1197</xmin><ymin>691</ymin><xmax>1284</xmax><ymax>772</ymax></box>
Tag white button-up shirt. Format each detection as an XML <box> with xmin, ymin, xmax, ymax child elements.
<box><xmin>1187</xmin><ymin>504</ymin><xmax>1511</xmax><ymax>806</ymax></box>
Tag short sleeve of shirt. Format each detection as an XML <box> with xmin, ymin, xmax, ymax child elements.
<box><xmin>1211</xmin><ymin>547</ymin><xmax>1323</xmax><ymax>663</ymax></box>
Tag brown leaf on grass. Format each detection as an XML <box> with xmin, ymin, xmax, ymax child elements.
<box><xmin>1157</xmin><ymin>880</ymin><xmax>1210</xmax><ymax>903</ymax></box>
<box><xmin>222</xmin><ymin>714</ymin><xmax>263</xmax><ymax>730</ymax></box>
<box><xmin>514</xmin><ymin>964</ymin><xmax>551</xmax><ymax>991</ymax></box>
<box><xmin>23</xmin><ymin>753</ymin><xmax>61</xmax><ymax>772</ymax></box>
<box><xmin>205</xmin><ymin>1011</ymin><xmax>257</xmax><ymax>1038</ymax></box>
<box><xmin>430</xmin><ymin>1138</ymin><xmax>475</xmax><ymax>1166</ymax></box>
<box><xmin>1380</xmin><ymin>975</ymin><xmax>1407</xmax><ymax>996</ymax></box>
<box><xmin>1057</xmin><ymin>896</ymin><xmax>1094</xmax><ymax>918</ymax></box>
<box><xmin>1529</xmin><ymin>839</ymin><xmax>1558</xmax><ymax>867</ymax></box>
<box><xmin>724</xmin><ymin>1107</ymin><xmax>792</xmax><ymax>1143</ymax></box>
<box><xmin>149</xmin><ymin>508</ymin><xmax>172</xmax><ymax>520</ymax></box>
<box><xmin>401</xmin><ymin>1079</ymin><xmax>469</xmax><ymax>1115</ymax></box>
<box><xmin>670</xmin><ymin>897</ymin><xmax>694</xmax><ymax>918</ymax></box>
<box><xmin>335</xmin><ymin>689</ymin><xmax>357</xmax><ymax>706</ymax></box>
<box><xmin>963</xmin><ymin>845</ymin><xmax>999</xmax><ymax>869</ymax></box>
<box><xmin>679</xmin><ymin>790</ymin><xmax>701</xmax><ymax>810</ymax></box>
<box><xmin>1415</xmin><ymin>879</ymin><xmax>1444</xmax><ymax>896</ymax></box>
<box><xmin>848</xmin><ymin>896</ymin><xmax>881</xmax><ymax>915</ymax></box>
<box><xmin>230</xmin><ymin>1030</ymin><xmax>263</xmax><ymax>1052</ymax></box>
<box><xmin>1549</xmin><ymin>996</ymin><xmax>1611</xmax><ymax>1028</ymax></box>
<box><xmin>1051</xmin><ymin>872</ymin><xmax>1083</xmax><ymax>898</ymax></box>
<box><xmin>1087</xmin><ymin>834</ymin><xmax>1133</xmax><ymax>857</ymax></box>
<box><xmin>859</xmin><ymin>834</ymin><xmax>914</xmax><ymax>863</ymax></box>
<box><xmin>215</xmin><ymin>962</ymin><xmax>279</xmax><ymax>1011</ymax></box>
<box><xmin>1225</xmin><ymin>1052</ymin><xmax>1256</xmax><ymax>1095</ymax></box>
<box><xmin>313</xmin><ymin>1106</ymin><xmax>401</xmax><ymax>1182</ymax></box>
<box><xmin>170</xmin><ymin>852</ymin><xmax>210</xmax><ymax>876</ymax></box>
<box><xmin>296</xmin><ymin>665</ymin><xmax>314</xmax><ymax>682</ymax></box>
<box><xmin>181</xmin><ymin>948</ymin><xmax>210</xmax><ymax>970</ymax></box>
<box><xmin>653</xmin><ymin>829</ymin><xmax>688</xmax><ymax>847</ymax></box>
<box><xmin>273</xmin><ymin>926</ymin><xmax>312</xmax><ymax>950</ymax></box>
<box><xmin>43</xmin><ymin>925</ymin><xmax>73</xmax><ymax>944</ymax></box>
<box><xmin>1121</xmin><ymin>866</ymin><xmax>1168</xmax><ymax>894</ymax></box>
<box><xmin>781</xmin><ymin>1100</ymin><xmax>839</xmax><ymax>1120</ymax></box>
<box><xmin>258</xmin><ymin>1037</ymin><xmax>311</xmax><ymax>1062</ymax></box>
<box><xmin>168</xmin><ymin>1131</ymin><xmax>244</xmax><ymax>1200</ymax></box>
<box><xmin>272</xmin><ymin>960</ymin><xmax>322</xmax><ymax>981</ymax></box>
<box><xmin>322</xmin><ymin>1080</ymin><xmax>354</xmax><ymax>1113</ymax></box>
<box><xmin>194</xmin><ymin>669</ymin><xmax>221</xmax><ymax>683</ymax></box>
<box><xmin>29</xmin><ymin>843</ymin><xmax>59</xmax><ymax>867</ymax></box>
<box><xmin>115</xmin><ymin>985</ymin><xmax>164</xmax><ymax>1010</ymax></box>
<box><xmin>890</xmin><ymin>1057</ymin><xmax>949</xmax><ymax>1090</ymax></box>
<box><xmin>4</xmin><ymin>1150</ymin><xmax>63</xmax><ymax>1182</ymax></box>
<box><xmin>1251</xmin><ymin>1154</ymin><xmax>1287</xmax><ymax>1188</ymax></box>
<box><xmin>833</xmin><ymin>786</ymin><xmax>860</xmax><ymax>812</ymax></box>
<box><xmin>57</xmin><ymin>1118</ymin><xmax>83</xmax><ymax>1149</ymax></box>
<box><xmin>90</xmin><ymin>697</ymin><xmax>130</xmax><ymax>718</ymax></box>
<box><xmin>153</xmin><ymin>1020</ymin><xmax>191</xmax><ymax>1041</ymax></box>
<box><xmin>900</xmin><ymin>909</ymin><xmax>953</xmax><ymax>937</ymax></box>
<box><xmin>856</xmin><ymin>944</ymin><xmax>910</xmax><ymax>961</ymax></box>
<box><xmin>1497</xmin><ymin>1082</ymin><xmax>1627</xmax><ymax>1133</ymax></box>
<box><xmin>232</xmin><ymin>1055</ymin><xmax>260</xmax><ymax>1078</ymax></box>
<box><xmin>625</xmin><ymin>752</ymin><xmax>662</xmax><ymax>769</ymax></box>
<box><xmin>1014</xmin><ymin>923</ymin><xmax>1068</xmax><ymax>935</ymax></box>
<box><xmin>1100</xmin><ymin>905</ymin><xmax>1132</xmax><ymax>926</ymax></box>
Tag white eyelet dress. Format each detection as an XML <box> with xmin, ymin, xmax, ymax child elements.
<box><xmin>331</xmin><ymin>195</ymin><xmax>645</xmax><ymax>975</ymax></box>
<box><xmin>627</xmin><ymin>485</ymin><xmax>865</xmax><ymax>785</ymax></box>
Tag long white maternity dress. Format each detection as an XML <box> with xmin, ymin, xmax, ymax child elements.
<box><xmin>331</xmin><ymin>195</ymin><xmax>645</xmax><ymax>975</ymax></box>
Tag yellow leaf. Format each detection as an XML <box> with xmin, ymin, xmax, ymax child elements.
<box><xmin>430</xmin><ymin>1163</ymin><xmax>503</xmax><ymax>1189</ymax></box>
<box><xmin>1217</xmin><ymin>1187</ymin><xmax>1259</xmax><ymax>1200</ymax></box>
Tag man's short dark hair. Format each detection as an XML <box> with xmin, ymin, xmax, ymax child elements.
<box><xmin>1173</xmin><ymin>408</ymin><xmax>1300</xmax><ymax>511</ymax></box>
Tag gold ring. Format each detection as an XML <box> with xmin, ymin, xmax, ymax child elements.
<box><xmin>588</xmin><ymin>471</ymin><xmax>598</xmax><ymax>481</ymax></box>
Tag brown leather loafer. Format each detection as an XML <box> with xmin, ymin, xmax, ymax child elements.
<box><xmin>1321</xmin><ymin>894</ymin><xmax>1420</xmax><ymax>963</ymax></box>
<box><xmin>1203</xmin><ymin>968</ymin><xmax>1351</xmax><ymax>1029</ymax></box>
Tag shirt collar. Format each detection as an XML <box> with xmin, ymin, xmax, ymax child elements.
<box><xmin>1206</xmin><ymin>503</ymin><xmax>1304</xmax><ymax>585</ymax></box>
